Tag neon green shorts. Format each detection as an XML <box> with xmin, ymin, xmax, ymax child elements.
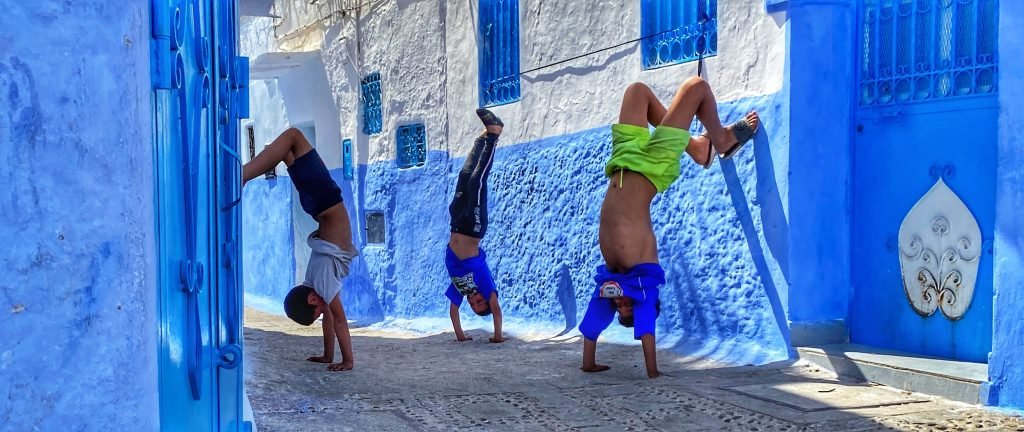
<box><xmin>604</xmin><ymin>124</ymin><xmax>691</xmax><ymax>193</ymax></box>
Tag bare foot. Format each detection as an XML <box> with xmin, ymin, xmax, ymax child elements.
<box><xmin>581</xmin><ymin>364</ymin><xmax>611</xmax><ymax>373</ymax></box>
<box><xmin>327</xmin><ymin>361</ymin><xmax>354</xmax><ymax>371</ymax></box>
<box><xmin>688</xmin><ymin>135</ymin><xmax>714</xmax><ymax>166</ymax></box>
<box><xmin>647</xmin><ymin>370</ymin><xmax>662</xmax><ymax>379</ymax></box>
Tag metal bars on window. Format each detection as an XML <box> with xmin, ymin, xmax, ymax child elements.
<box><xmin>478</xmin><ymin>0</ymin><xmax>521</xmax><ymax>107</ymax></box>
<box><xmin>859</xmin><ymin>0</ymin><xmax>998</xmax><ymax>107</ymax></box>
<box><xmin>361</xmin><ymin>72</ymin><xmax>382</xmax><ymax>134</ymax></box>
<box><xmin>641</xmin><ymin>0</ymin><xmax>718</xmax><ymax>70</ymax></box>
<box><xmin>396</xmin><ymin>123</ymin><xmax>426</xmax><ymax>169</ymax></box>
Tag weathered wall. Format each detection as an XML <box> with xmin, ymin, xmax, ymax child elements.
<box><xmin>987</xmin><ymin>0</ymin><xmax>1024</xmax><ymax>410</ymax></box>
<box><xmin>242</xmin><ymin>0</ymin><xmax>791</xmax><ymax>363</ymax></box>
<box><xmin>241</xmin><ymin>20</ymin><xmax>380</xmax><ymax>321</ymax></box>
<box><xmin>0</xmin><ymin>1</ymin><xmax>158</xmax><ymax>430</ymax></box>
<box><xmin>785</xmin><ymin>0</ymin><xmax>854</xmax><ymax>344</ymax></box>
<box><xmin>444</xmin><ymin>0</ymin><xmax>787</xmax><ymax>152</ymax></box>
<box><xmin>364</xmin><ymin>93</ymin><xmax>792</xmax><ymax>363</ymax></box>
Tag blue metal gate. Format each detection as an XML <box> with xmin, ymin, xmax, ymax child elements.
<box><xmin>151</xmin><ymin>0</ymin><xmax>249</xmax><ymax>429</ymax></box>
<box><xmin>850</xmin><ymin>0</ymin><xmax>997</xmax><ymax>362</ymax></box>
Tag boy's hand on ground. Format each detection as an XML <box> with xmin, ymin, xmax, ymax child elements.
<box><xmin>489</xmin><ymin>336</ymin><xmax>504</xmax><ymax>343</ymax></box>
<box><xmin>327</xmin><ymin>361</ymin><xmax>353</xmax><ymax>371</ymax></box>
<box><xmin>580</xmin><ymin>364</ymin><xmax>611</xmax><ymax>373</ymax></box>
<box><xmin>306</xmin><ymin>355</ymin><xmax>333</xmax><ymax>363</ymax></box>
<box><xmin>456</xmin><ymin>336</ymin><xmax>473</xmax><ymax>342</ymax></box>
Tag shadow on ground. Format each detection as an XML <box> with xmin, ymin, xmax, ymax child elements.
<box><xmin>244</xmin><ymin>309</ymin><xmax>1024</xmax><ymax>432</ymax></box>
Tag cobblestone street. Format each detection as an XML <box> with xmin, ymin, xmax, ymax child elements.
<box><xmin>245</xmin><ymin>309</ymin><xmax>1024</xmax><ymax>432</ymax></box>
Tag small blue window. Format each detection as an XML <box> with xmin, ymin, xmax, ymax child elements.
<box><xmin>478</xmin><ymin>0</ymin><xmax>521</xmax><ymax>107</ymax></box>
<box><xmin>361</xmin><ymin>72</ymin><xmax>382</xmax><ymax>135</ymax></box>
<box><xmin>396</xmin><ymin>124</ymin><xmax>426</xmax><ymax>169</ymax></box>
<box><xmin>342</xmin><ymin>138</ymin><xmax>353</xmax><ymax>180</ymax></box>
<box><xmin>641</xmin><ymin>0</ymin><xmax>717</xmax><ymax>70</ymax></box>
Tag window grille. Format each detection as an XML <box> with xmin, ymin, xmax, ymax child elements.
<box><xmin>361</xmin><ymin>72</ymin><xmax>383</xmax><ymax>134</ymax></box>
<box><xmin>396</xmin><ymin>123</ymin><xmax>427</xmax><ymax>169</ymax></box>
<box><xmin>641</xmin><ymin>0</ymin><xmax>718</xmax><ymax>70</ymax></box>
<box><xmin>859</xmin><ymin>0</ymin><xmax>998</xmax><ymax>107</ymax></box>
<box><xmin>479</xmin><ymin>0</ymin><xmax>521</xmax><ymax>107</ymax></box>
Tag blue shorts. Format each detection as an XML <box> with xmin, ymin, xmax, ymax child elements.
<box><xmin>287</xmin><ymin>149</ymin><xmax>343</xmax><ymax>219</ymax></box>
<box><xmin>444</xmin><ymin>246</ymin><xmax>497</xmax><ymax>306</ymax></box>
<box><xmin>578</xmin><ymin>263</ymin><xmax>664</xmax><ymax>341</ymax></box>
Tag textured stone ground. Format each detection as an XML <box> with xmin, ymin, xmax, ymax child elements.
<box><xmin>244</xmin><ymin>308</ymin><xmax>1024</xmax><ymax>432</ymax></box>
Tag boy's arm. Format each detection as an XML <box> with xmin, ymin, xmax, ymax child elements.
<box><xmin>307</xmin><ymin>309</ymin><xmax>335</xmax><ymax>363</ymax></box>
<box><xmin>450</xmin><ymin>303</ymin><xmax>471</xmax><ymax>341</ymax></box>
<box><xmin>579</xmin><ymin>296</ymin><xmax>613</xmax><ymax>372</ymax></box>
<box><xmin>489</xmin><ymin>293</ymin><xmax>503</xmax><ymax>343</ymax></box>
<box><xmin>325</xmin><ymin>296</ymin><xmax>354</xmax><ymax>371</ymax></box>
<box><xmin>581</xmin><ymin>337</ymin><xmax>609</xmax><ymax>372</ymax></box>
<box><xmin>640</xmin><ymin>333</ymin><xmax>660</xmax><ymax>378</ymax></box>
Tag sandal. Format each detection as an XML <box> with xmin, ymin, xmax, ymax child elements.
<box><xmin>720</xmin><ymin>118</ymin><xmax>757</xmax><ymax>160</ymax></box>
<box><xmin>700</xmin><ymin>135</ymin><xmax>717</xmax><ymax>169</ymax></box>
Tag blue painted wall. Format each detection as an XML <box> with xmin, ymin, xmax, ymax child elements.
<box><xmin>0</xmin><ymin>1</ymin><xmax>158</xmax><ymax>430</ymax></box>
<box><xmin>242</xmin><ymin>176</ymin><xmax>296</xmax><ymax>310</ymax></box>
<box><xmin>358</xmin><ymin>94</ymin><xmax>791</xmax><ymax>364</ymax></box>
<box><xmin>243</xmin><ymin>169</ymin><xmax>382</xmax><ymax>323</ymax></box>
<box><xmin>786</xmin><ymin>0</ymin><xmax>855</xmax><ymax>337</ymax></box>
<box><xmin>986</xmin><ymin>0</ymin><xmax>1024</xmax><ymax>410</ymax></box>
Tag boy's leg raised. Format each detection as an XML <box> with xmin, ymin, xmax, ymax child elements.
<box><xmin>243</xmin><ymin>128</ymin><xmax>314</xmax><ymax>184</ymax></box>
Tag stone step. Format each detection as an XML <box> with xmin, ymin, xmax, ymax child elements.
<box><xmin>797</xmin><ymin>343</ymin><xmax>987</xmax><ymax>405</ymax></box>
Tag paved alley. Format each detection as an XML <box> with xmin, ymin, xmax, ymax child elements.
<box><xmin>245</xmin><ymin>308</ymin><xmax>1024</xmax><ymax>432</ymax></box>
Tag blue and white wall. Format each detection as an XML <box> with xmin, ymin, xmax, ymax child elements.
<box><xmin>0</xmin><ymin>1</ymin><xmax>159</xmax><ymax>429</ymax></box>
<box><xmin>242</xmin><ymin>0</ymin><xmax>792</xmax><ymax>363</ymax></box>
<box><xmin>241</xmin><ymin>0</ymin><xmax>1024</xmax><ymax>408</ymax></box>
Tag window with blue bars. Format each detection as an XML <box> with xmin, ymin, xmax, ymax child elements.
<box><xmin>342</xmin><ymin>138</ymin><xmax>353</xmax><ymax>180</ymax></box>
<box><xmin>396</xmin><ymin>123</ymin><xmax>426</xmax><ymax>169</ymax></box>
<box><xmin>641</xmin><ymin>0</ymin><xmax>717</xmax><ymax>70</ymax></box>
<box><xmin>478</xmin><ymin>0</ymin><xmax>521</xmax><ymax>107</ymax></box>
<box><xmin>858</xmin><ymin>0</ymin><xmax>998</xmax><ymax>107</ymax></box>
<box><xmin>361</xmin><ymin>72</ymin><xmax>382</xmax><ymax>134</ymax></box>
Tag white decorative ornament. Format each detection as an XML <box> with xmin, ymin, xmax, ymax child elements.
<box><xmin>898</xmin><ymin>178</ymin><xmax>981</xmax><ymax>321</ymax></box>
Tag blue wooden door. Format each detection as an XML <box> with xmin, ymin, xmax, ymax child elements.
<box><xmin>212</xmin><ymin>0</ymin><xmax>249</xmax><ymax>429</ymax></box>
<box><xmin>151</xmin><ymin>0</ymin><xmax>248</xmax><ymax>429</ymax></box>
<box><xmin>850</xmin><ymin>0</ymin><xmax>997</xmax><ymax>362</ymax></box>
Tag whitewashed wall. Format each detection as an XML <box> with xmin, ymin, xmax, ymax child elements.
<box><xmin>243</xmin><ymin>0</ymin><xmax>787</xmax><ymax>164</ymax></box>
<box><xmin>446</xmin><ymin>0</ymin><xmax>787</xmax><ymax>154</ymax></box>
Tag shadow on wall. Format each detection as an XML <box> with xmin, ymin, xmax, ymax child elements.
<box><xmin>555</xmin><ymin>263</ymin><xmax>578</xmax><ymax>336</ymax></box>
<box><xmin>359</xmin><ymin>92</ymin><xmax>793</xmax><ymax>366</ymax></box>
<box><xmin>720</xmin><ymin>127</ymin><xmax>792</xmax><ymax>350</ymax></box>
<box><xmin>523</xmin><ymin>43</ymin><xmax>637</xmax><ymax>83</ymax></box>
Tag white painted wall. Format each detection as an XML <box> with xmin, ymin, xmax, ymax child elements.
<box><xmin>244</xmin><ymin>0</ymin><xmax>786</xmax><ymax>165</ymax></box>
<box><xmin>446</xmin><ymin>0</ymin><xmax>787</xmax><ymax>153</ymax></box>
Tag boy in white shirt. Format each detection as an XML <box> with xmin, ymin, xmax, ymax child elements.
<box><xmin>243</xmin><ymin>128</ymin><xmax>359</xmax><ymax>371</ymax></box>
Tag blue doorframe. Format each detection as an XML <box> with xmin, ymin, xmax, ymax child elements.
<box><xmin>151</xmin><ymin>0</ymin><xmax>249</xmax><ymax>429</ymax></box>
<box><xmin>849</xmin><ymin>0</ymin><xmax>998</xmax><ymax>362</ymax></box>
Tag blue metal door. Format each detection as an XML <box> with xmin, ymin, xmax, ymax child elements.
<box><xmin>850</xmin><ymin>0</ymin><xmax>997</xmax><ymax>362</ymax></box>
<box><xmin>151</xmin><ymin>0</ymin><xmax>249</xmax><ymax>429</ymax></box>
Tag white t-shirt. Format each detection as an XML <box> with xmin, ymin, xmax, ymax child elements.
<box><xmin>303</xmin><ymin>231</ymin><xmax>359</xmax><ymax>304</ymax></box>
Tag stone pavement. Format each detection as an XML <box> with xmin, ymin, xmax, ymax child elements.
<box><xmin>244</xmin><ymin>308</ymin><xmax>1024</xmax><ymax>431</ymax></box>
